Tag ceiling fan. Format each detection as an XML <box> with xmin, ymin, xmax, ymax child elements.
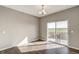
<box><xmin>38</xmin><ymin>5</ymin><xmax>47</xmax><ymax>15</ymax></box>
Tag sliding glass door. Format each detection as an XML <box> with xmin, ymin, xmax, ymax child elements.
<box><xmin>47</xmin><ymin>22</ymin><xmax>56</xmax><ymax>42</ymax></box>
<box><xmin>55</xmin><ymin>21</ymin><xmax>68</xmax><ymax>45</ymax></box>
<box><xmin>47</xmin><ymin>20</ymin><xmax>68</xmax><ymax>45</ymax></box>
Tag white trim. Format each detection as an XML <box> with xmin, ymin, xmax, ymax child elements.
<box><xmin>67</xmin><ymin>45</ymin><xmax>79</xmax><ymax>50</ymax></box>
<box><xmin>0</xmin><ymin>45</ymin><xmax>15</xmax><ymax>51</ymax></box>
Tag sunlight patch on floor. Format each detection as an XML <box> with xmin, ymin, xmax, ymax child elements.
<box><xmin>18</xmin><ymin>41</ymin><xmax>64</xmax><ymax>53</ymax></box>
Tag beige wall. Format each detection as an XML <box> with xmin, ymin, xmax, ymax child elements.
<box><xmin>40</xmin><ymin>6</ymin><xmax>79</xmax><ymax>49</ymax></box>
<box><xmin>0</xmin><ymin>5</ymin><xmax>79</xmax><ymax>51</ymax></box>
<box><xmin>0</xmin><ymin>6</ymin><xmax>39</xmax><ymax>50</ymax></box>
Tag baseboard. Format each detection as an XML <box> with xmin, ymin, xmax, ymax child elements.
<box><xmin>49</xmin><ymin>41</ymin><xmax>79</xmax><ymax>53</ymax></box>
<box><xmin>68</xmin><ymin>46</ymin><xmax>79</xmax><ymax>50</ymax></box>
<box><xmin>67</xmin><ymin>46</ymin><xmax>79</xmax><ymax>53</ymax></box>
<box><xmin>0</xmin><ymin>45</ymin><xmax>16</xmax><ymax>51</ymax></box>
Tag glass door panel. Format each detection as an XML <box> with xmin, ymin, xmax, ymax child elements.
<box><xmin>56</xmin><ymin>21</ymin><xmax>68</xmax><ymax>45</ymax></box>
<box><xmin>47</xmin><ymin>22</ymin><xmax>56</xmax><ymax>42</ymax></box>
<box><xmin>47</xmin><ymin>20</ymin><xmax>68</xmax><ymax>46</ymax></box>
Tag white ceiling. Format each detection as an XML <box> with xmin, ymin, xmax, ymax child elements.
<box><xmin>3</xmin><ymin>5</ymin><xmax>76</xmax><ymax>17</ymax></box>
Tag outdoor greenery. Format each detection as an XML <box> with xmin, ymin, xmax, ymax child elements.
<box><xmin>48</xmin><ymin>28</ymin><xmax>68</xmax><ymax>33</ymax></box>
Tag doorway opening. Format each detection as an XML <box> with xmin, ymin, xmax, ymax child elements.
<box><xmin>47</xmin><ymin>20</ymin><xmax>68</xmax><ymax>46</ymax></box>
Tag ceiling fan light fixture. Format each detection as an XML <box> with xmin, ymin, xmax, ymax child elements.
<box><xmin>38</xmin><ymin>10</ymin><xmax>46</xmax><ymax>15</ymax></box>
<box><xmin>38</xmin><ymin>5</ymin><xmax>47</xmax><ymax>15</ymax></box>
<box><xmin>42</xmin><ymin>9</ymin><xmax>46</xmax><ymax>14</ymax></box>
